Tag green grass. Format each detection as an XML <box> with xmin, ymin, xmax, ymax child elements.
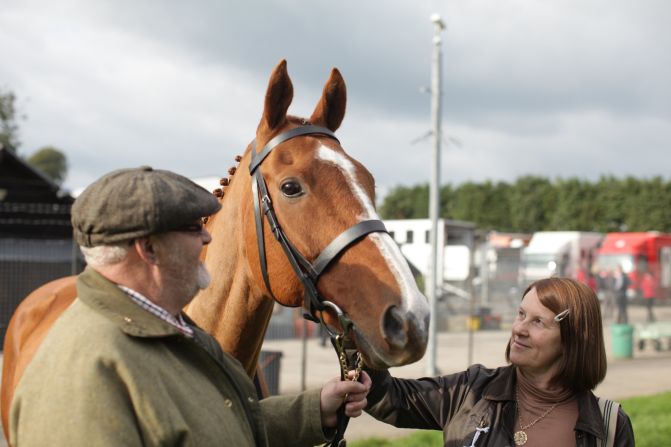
<box><xmin>625</xmin><ymin>391</ymin><xmax>671</xmax><ymax>446</ymax></box>
<box><xmin>348</xmin><ymin>431</ymin><xmax>441</xmax><ymax>447</ymax></box>
<box><xmin>349</xmin><ymin>391</ymin><xmax>671</xmax><ymax>447</ymax></box>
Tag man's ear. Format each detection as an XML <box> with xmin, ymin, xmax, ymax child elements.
<box><xmin>134</xmin><ymin>237</ymin><xmax>159</xmax><ymax>265</ymax></box>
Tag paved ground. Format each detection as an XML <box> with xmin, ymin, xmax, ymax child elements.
<box><xmin>1</xmin><ymin>304</ymin><xmax>669</xmax><ymax>445</ymax></box>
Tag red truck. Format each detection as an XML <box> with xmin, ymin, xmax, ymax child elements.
<box><xmin>594</xmin><ymin>232</ymin><xmax>671</xmax><ymax>302</ymax></box>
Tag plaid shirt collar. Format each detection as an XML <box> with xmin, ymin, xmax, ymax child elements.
<box><xmin>117</xmin><ymin>285</ymin><xmax>194</xmax><ymax>338</ymax></box>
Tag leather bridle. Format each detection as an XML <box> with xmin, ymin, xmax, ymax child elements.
<box><xmin>248</xmin><ymin>124</ymin><xmax>387</xmax><ymax>447</ymax></box>
<box><xmin>249</xmin><ymin>124</ymin><xmax>387</xmax><ymax>334</ymax></box>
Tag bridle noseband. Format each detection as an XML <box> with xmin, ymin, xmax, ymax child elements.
<box><xmin>249</xmin><ymin>124</ymin><xmax>387</xmax><ymax>335</ymax></box>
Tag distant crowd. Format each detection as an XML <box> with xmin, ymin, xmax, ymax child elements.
<box><xmin>593</xmin><ymin>267</ymin><xmax>656</xmax><ymax>323</ymax></box>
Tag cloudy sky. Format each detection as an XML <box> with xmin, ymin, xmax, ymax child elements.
<box><xmin>1</xmin><ymin>0</ymin><xmax>669</xmax><ymax>197</ymax></box>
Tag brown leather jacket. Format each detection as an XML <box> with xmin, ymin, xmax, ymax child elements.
<box><xmin>365</xmin><ymin>364</ymin><xmax>634</xmax><ymax>446</ymax></box>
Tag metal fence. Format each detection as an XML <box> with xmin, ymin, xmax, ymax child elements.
<box><xmin>0</xmin><ymin>238</ymin><xmax>82</xmax><ymax>347</ymax></box>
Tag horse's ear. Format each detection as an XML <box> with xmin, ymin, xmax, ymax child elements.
<box><xmin>260</xmin><ymin>59</ymin><xmax>293</xmax><ymax>132</ymax></box>
<box><xmin>309</xmin><ymin>68</ymin><xmax>346</xmax><ymax>132</ymax></box>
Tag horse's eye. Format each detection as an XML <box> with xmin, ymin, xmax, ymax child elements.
<box><xmin>280</xmin><ymin>179</ymin><xmax>304</xmax><ymax>198</ymax></box>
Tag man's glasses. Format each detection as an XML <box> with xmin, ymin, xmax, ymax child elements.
<box><xmin>173</xmin><ymin>221</ymin><xmax>204</xmax><ymax>234</ymax></box>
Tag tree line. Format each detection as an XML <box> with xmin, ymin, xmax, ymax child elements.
<box><xmin>1</xmin><ymin>88</ymin><xmax>68</xmax><ymax>185</ymax></box>
<box><xmin>379</xmin><ymin>176</ymin><xmax>671</xmax><ymax>233</ymax></box>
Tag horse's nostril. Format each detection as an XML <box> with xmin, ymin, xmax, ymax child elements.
<box><xmin>382</xmin><ymin>306</ymin><xmax>408</xmax><ymax>350</ymax></box>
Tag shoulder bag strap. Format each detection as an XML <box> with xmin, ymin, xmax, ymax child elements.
<box><xmin>597</xmin><ymin>397</ymin><xmax>620</xmax><ymax>447</ymax></box>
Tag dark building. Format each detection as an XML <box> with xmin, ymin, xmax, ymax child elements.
<box><xmin>0</xmin><ymin>146</ymin><xmax>81</xmax><ymax>347</ymax></box>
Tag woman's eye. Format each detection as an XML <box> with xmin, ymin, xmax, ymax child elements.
<box><xmin>280</xmin><ymin>180</ymin><xmax>303</xmax><ymax>197</ymax></box>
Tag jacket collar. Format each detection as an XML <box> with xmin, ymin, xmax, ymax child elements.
<box><xmin>77</xmin><ymin>267</ymin><xmax>184</xmax><ymax>338</ymax></box>
<box><xmin>574</xmin><ymin>390</ymin><xmax>607</xmax><ymax>440</ymax></box>
<box><xmin>482</xmin><ymin>365</ymin><xmax>606</xmax><ymax>440</ymax></box>
<box><xmin>482</xmin><ymin>364</ymin><xmax>516</xmax><ymax>402</ymax></box>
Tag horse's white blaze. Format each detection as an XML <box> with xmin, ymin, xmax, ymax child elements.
<box><xmin>315</xmin><ymin>145</ymin><xmax>377</xmax><ymax>220</ymax></box>
<box><xmin>316</xmin><ymin>145</ymin><xmax>429</xmax><ymax>331</ymax></box>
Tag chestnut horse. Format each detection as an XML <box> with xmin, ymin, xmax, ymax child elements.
<box><xmin>1</xmin><ymin>60</ymin><xmax>430</xmax><ymax>439</ymax></box>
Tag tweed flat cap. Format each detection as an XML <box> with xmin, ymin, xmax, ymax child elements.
<box><xmin>72</xmin><ymin>166</ymin><xmax>221</xmax><ymax>247</ymax></box>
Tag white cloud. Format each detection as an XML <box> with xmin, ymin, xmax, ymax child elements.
<box><xmin>1</xmin><ymin>0</ymin><xmax>669</xmax><ymax>194</ymax></box>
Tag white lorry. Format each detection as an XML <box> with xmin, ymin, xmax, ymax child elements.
<box><xmin>519</xmin><ymin>231</ymin><xmax>604</xmax><ymax>287</ymax></box>
<box><xmin>383</xmin><ymin>218</ymin><xmax>475</xmax><ymax>283</ymax></box>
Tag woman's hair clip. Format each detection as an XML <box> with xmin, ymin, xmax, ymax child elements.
<box><xmin>554</xmin><ymin>309</ymin><xmax>570</xmax><ymax>322</ymax></box>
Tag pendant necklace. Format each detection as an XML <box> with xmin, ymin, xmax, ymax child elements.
<box><xmin>513</xmin><ymin>390</ymin><xmax>558</xmax><ymax>446</ymax></box>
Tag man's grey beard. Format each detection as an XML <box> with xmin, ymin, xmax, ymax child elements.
<box><xmin>196</xmin><ymin>263</ymin><xmax>211</xmax><ymax>290</ymax></box>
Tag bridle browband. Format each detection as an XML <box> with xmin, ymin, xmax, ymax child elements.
<box><xmin>249</xmin><ymin>124</ymin><xmax>387</xmax><ymax>333</ymax></box>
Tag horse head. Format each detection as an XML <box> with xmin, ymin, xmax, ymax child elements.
<box><xmin>197</xmin><ymin>60</ymin><xmax>430</xmax><ymax>370</ymax></box>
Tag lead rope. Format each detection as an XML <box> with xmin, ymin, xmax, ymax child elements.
<box><xmin>325</xmin><ymin>334</ymin><xmax>364</xmax><ymax>447</ymax></box>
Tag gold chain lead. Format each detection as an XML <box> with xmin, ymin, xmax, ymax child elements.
<box><xmin>335</xmin><ymin>335</ymin><xmax>363</xmax><ymax>382</ymax></box>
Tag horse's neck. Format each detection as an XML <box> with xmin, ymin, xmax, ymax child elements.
<box><xmin>189</xmin><ymin>262</ymin><xmax>273</xmax><ymax>376</ymax></box>
<box><xmin>185</xmin><ymin>163</ymin><xmax>274</xmax><ymax>377</ymax></box>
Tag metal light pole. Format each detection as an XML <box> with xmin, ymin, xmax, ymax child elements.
<box><xmin>425</xmin><ymin>13</ymin><xmax>445</xmax><ymax>376</ymax></box>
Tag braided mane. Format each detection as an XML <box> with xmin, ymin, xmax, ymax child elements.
<box><xmin>203</xmin><ymin>154</ymin><xmax>241</xmax><ymax>224</ymax></box>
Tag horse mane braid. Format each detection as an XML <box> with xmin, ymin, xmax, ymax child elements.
<box><xmin>205</xmin><ymin>154</ymin><xmax>242</xmax><ymax>223</ymax></box>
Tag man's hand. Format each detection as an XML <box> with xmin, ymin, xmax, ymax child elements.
<box><xmin>320</xmin><ymin>371</ymin><xmax>371</xmax><ymax>428</ymax></box>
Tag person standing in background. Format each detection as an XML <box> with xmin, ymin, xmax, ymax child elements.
<box><xmin>613</xmin><ymin>265</ymin><xmax>630</xmax><ymax>324</ymax></box>
<box><xmin>598</xmin><ymin>269</ymin><xmax>616</xmax><ymax>320</ymax></box>
<box><xmin>641</xmin><ymin>270</ymin><xmax>656</xmax><ymax>323</ymax></box>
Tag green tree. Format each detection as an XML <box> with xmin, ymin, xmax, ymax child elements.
<box><xmin>380</xmin><ymin>184</ymin><xmax>429</xmax><ymax>219</ymax></box>
<box><xmin>380</xmin><ymin>175</ymin><xmax>671</xmax><ymax>233</ymax></box>
<box><xmin>661</xmin><ymin>179</ymin><xmax>671</xmax><ymax>233</ymax></box>
<box><xmin>623</xmin><ymin>177</ymin><xmax>671</xmax><ymax>232</ymax></box>
<box><xmin>27</xmin><ymin>146</ymin><xmax>68</xmax><ymax>185</ymax></box>
<box><xmin>507</xmin><ymin>176</ymin><xmax>557</xmax><ymax>232</ymax></box>
<box><xmin>550</xmin><ymin>178</ymin><xmax>600</xmax><ymax>230</ymax></box>
<box><xmin>450</xmin><ymin>181</ymin><xmax>512</xmax><ymax>230</ymax></box>
<box><xmin>439</xmin><ymin>184</ymin><xmax>456</xmax><ymax>220</ymax></box>
<box><xmin>489</xmin><ymin>182</ymin><xmax>513</xmax><ymax>230</ymax></box>
<box><xmin>592</xmin><ymin>176</ymin><xmax>627</xmax><ymax>232</ymax></box>
<box><xmin>0</xmin><ymin>89</ymin><xmax>21</xmax><ymax>151</ymax></box>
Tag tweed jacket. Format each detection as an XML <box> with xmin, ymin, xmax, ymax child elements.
<box><xmin>365</xmin><ymin>364</ymin><xmax>634</xmax><ymax>447</ymax></box>
<box><xmin>10</xmin><ymin>267</ymin><xmax>328</xmax><ymax>447</ymax></box>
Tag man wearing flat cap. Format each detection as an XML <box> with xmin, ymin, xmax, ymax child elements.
<box><xmin>10</xmin><ymin>167</ymin><xmax>370</xmax><ymax>446</ymax></box>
